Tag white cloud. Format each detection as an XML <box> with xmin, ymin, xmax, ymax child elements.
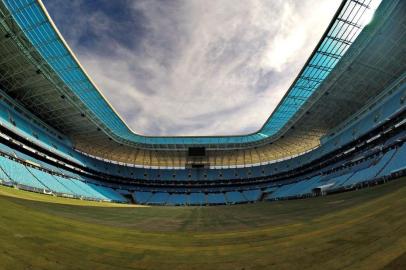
<box><xmin>50</xmin><ymin>0</ymin><xmax>341</xmax><ymax>136</ymax></box>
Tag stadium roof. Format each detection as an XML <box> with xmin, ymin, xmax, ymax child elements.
<box><xmin>0</xmin><ymin>0</ymin><xmax>383</xmax><ymax>145</ymax></box>
<box><xmin>0</xmin><ymin>0</ymin><xmax>404</xmax><ymax>167</ymax></box>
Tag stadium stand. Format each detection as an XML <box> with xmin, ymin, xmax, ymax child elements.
<box><xmin>225</xmin><ymin>191</ymin><xmax>246</xmax><ymax>204</ymax></box>
<box><xmin>189</xmin><ymin>193</ymin><xmax>206</xmax><ymax>205</ymax></box>
<box><xmin>166</xmin><ymin>193</ymin><xmax>188</xmax><ymax>206</ymax></box>
<box><xmin>0</xmin><ymin>0</ymin><xmax>404</xmax><ymax>206</ymax></box>
<box><xmin>207</xmin><ymin>193</ymin><xmax>227</xmax><ymax>205</ymax></box>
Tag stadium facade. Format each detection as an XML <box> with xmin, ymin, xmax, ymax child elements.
<box><xmin>0</xmin><ymin>0</ymin><xmax>404</xmax><ymax>205</ymax></box>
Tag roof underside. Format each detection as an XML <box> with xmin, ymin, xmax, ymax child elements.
<box><xmin>0</xmin><ymin>0</ymin><xmax>404</xmax><ymax>167</ymax></box>
<box><xmin>0</xmin><ymin>0</ymin><xmax>385</xmax><ymax>146</ymax></box>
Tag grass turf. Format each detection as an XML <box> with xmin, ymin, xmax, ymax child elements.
<box><xmin>0</xmin><ymin>178</ymin><xmax>406</xmax><ymax>270</ymax></box>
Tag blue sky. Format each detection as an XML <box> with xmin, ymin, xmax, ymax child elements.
<box><xmin>43</xmin><ymin>0</ymin><xmax>341</xmax><ymax>136</ymax></box>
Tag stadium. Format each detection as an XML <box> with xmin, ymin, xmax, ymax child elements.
<box><xmin>0</xmin><ymin>0</ymin><xmax>405</xmax><ymax>269</ymax></box>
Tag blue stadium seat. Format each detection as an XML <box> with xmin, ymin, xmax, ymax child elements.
<box><xmin>206</xmin><ymin>193</ymin><xmax>226</xmax><ymax>205</ymax></box>
<box><xmin>188</xmin><ymin>193</ymin><xmax>206</xmax><ymax>205</ymax></box>
<box><xmin>378</xmin><ymin>144</ymin><xmax>406</xmax><ymax>177</ymax></box>
<box><xmin>148</xmin><ymin>192</ymin><xmax>170</xmax><ymax>205</ymax></box>
<box><xmin>0</xmin><ymin>156</ymin><xmax>47</xmax><ymax>190</ymax></box>
<box><xmin>133</xmin><ymin>191</ymin><xmax>152</xmax><ymax>204</ymax></box>
<box><xmin>225</xmin><ymin>191</ymin><xmax>245</xmax><ymax>204</ymax></box>
<box><xmin>166</xmin><ymin>194</ymin><xmax>188</xmax><ymax>206</ymax></box>
<box><xmin>242</xmin><ymin>190</ymin><xmax>262</xmax><ymax>201</ymax></box>
<box><xmin>344</xmin><ymin>149</ymin><xmax>396</xmax><ymax>187</ymax></box>
<box><xmin>87</xmin><ymin>184</ymin><xmax>126</xmax><ymax>202</ymax></box>
<box><xmin>26</xmin><ymin>167</ymin><xmax>73</xmax><ymax>195</ymax></box>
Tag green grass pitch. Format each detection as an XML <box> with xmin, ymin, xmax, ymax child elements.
<box><xmin>0</xmin><ymin>178</ymin><xmax>406</xmax><ymax>270</ymax></box>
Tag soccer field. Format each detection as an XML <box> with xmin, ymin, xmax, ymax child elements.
<box><xmin>0</xmin><ymin>179</ymin><xmax>406</xmax><ymax>270</ymax></box>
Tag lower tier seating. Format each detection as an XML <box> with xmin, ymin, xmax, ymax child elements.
<box><xmin>0</xmin><ymin>116</ymin><xmax>405</xmax><ymax>206</ymax></box>
<box><xmin>1</xmin><ymin>141</ymin><xmax>405</xmax><ymax>205</ymax></box>
<box><xmin>0</xmin><ymin>154</ymin><xmax>127</xmax><ymax>203</ymax></box>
